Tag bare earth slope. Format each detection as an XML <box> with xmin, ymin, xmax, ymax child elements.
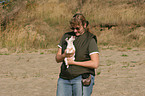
<box><xmin>0</xmin><ymin>49</ymin><xmax>145</xmax><ymax>96</ymax></box>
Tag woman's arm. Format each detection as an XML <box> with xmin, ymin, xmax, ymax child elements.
<box><xmin>55</xmin><ymin>48</ymin><xmax>65</xmax><ymax>63</ymax></box>
<box><xmin>67</xmin><ymin>53</ymin><xmax>99</xmax><ymax>69</ymax></box>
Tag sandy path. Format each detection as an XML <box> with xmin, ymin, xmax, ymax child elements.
<box><xmin>0</xmin><ymin>49</ymin><xmax>145</xmax><ymax>96</ymax></box>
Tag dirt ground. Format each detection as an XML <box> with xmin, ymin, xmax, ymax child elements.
<box><xmin>0</xmin><ymin>48</ymin><xmax>145</xmax><ymax>96</ymax></box>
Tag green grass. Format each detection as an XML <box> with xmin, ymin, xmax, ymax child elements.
<box><xmin>97</xmin><ymin>72</ymin><xmax>101</xmax><ymax>75</ymax></box>
<box><xmin>127</xmin><ymin>47</ymin><xmax>132</xmax><ymax>50</ymax></box>
<box><xmin>121</xmin><ymin>54</ymin><xmax>128</xmax><ymax>57</ymax></box>
<box><xmin>0</xmin><ymin>53</ymin><xmax>9</xmax><ymax>55</ymax></box>
<box><xmin>40</xmin><ymin>52</ymin><xmax>44</xmax><ymax>55</ymax></box>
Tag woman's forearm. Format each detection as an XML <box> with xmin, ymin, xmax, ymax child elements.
<box><xmin>56</xmin><ymin>54</ymin><xmax>65</xmax><ymax>63</ymax></box>
<box><xmin>74</xmin><ymin>60</ymin><xmax>99</xmax><ymax>69</ymax></box>
<box><xmin>68</xmin><ymin>53</ymin><xmax>99</xmax><ymax>69</ymax></box>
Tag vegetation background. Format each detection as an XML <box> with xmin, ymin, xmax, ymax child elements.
<box><xmin>0</xmin><ymin>0</ymin><xmax>145</xmax><ymax>53</ymax></box>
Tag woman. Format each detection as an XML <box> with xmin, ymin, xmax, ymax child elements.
<box><xmin>56</xmin><ymin>13</ymin><xmax>99</xmax><ymax>96</ymax></box>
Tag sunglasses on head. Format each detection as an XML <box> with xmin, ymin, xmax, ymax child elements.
<box><xmin>71</xmin><ymin>27</ymin><xmax>80</xmax><ymax>30</ymax></box>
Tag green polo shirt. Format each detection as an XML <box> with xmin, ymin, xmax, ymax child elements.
<box><xmin>58</xmin><ymin>31</ymin><xmax>99</xmax><ymax>80</ymax></box>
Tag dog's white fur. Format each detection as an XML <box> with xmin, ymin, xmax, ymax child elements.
<box><xmin>64</xmin><ymin>36</ymin><xmax>75</xmax><ymax>68</ymax></box>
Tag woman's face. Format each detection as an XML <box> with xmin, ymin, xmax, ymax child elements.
<box><xmin>71</xmin><ymin>24</ymin><xmax>85</xmax><ymax>36</ymax></box>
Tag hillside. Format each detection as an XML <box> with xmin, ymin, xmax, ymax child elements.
<box><xmin>0</xmin><ymin>0</ymin><xmax>145</xmax><ymax>53</ymax></box>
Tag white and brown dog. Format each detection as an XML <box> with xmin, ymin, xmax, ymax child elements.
<box><xmin>65</xmin><ymin>36</ymin><xmax>75</xmax><ymax>68</ymax></box>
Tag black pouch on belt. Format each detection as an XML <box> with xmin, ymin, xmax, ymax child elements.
<box><xmin>82</xmin><ymin>73</ymin><xmax>91</xmax><ymax>86</ymax></box>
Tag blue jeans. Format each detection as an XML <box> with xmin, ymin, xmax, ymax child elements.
<box><xmin>56</xmin><ymin>75</ymin><xmax>94</xmax><ymax>96</ymax></box>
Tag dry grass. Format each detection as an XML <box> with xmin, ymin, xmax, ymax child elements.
<box><xmin>0</xmin><ymin>0</ymin><xmax>145</xmax><ymax>53</ymax></box>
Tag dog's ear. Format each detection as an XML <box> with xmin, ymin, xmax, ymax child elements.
<box><xmin>65</xmin><ymin>37</ymin><xmax>68</xmax><ymax>41</ymax></box>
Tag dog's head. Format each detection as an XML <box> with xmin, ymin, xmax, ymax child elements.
<box><xmin>65</xmin><ymin>36</ymin><xmax>75</xmax><ymax>42</ymax></box>
<box><xmin>69</xmin><ymin>36</ymin><xmax>75</xmax><ymax>43</ymax></box>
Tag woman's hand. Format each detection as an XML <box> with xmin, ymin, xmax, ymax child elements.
<box><xmin>67</xmin><ymin>58</ymin><xmax>75</xmax><ymax>65</ymax></box>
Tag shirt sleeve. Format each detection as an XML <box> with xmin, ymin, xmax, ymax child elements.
<box><xmin>88</xmin><ymin>38</ymin><xmax>99</xmax><ymax>55</ymax></box>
